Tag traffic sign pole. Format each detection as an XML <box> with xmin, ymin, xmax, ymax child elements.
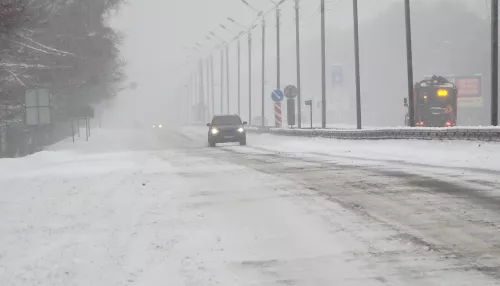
<box><xmin>305</xmin><ymin>100</ymin><xmax>313</xmax><ymax>129</ymax></box>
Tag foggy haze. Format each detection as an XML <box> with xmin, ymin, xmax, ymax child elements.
<box><xmin>108</xmin><ymin>0</ymin><xmax>493</xmax><ymax>128</ymax></box>
<box><xmin>4</xmin><ymin>1</ymin><xmax>500</xmax><ymax>284</ymax></box>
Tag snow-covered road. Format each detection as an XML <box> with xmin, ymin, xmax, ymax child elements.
<box><xmin>1</xmin><ymin>127</ymin><xmax>500</xmax><ymax>285</ymax></box>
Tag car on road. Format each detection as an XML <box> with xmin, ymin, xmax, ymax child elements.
<box><xmin>207</xmin><ymin>115</ymin><xmax>247</xmax><ymax>147</ymax></box>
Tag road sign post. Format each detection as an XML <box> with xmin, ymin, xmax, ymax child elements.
<box><xmin>305</xmin><ymin>99</ymin><xmax>313</xmax><ymax>129</ymax></box>
<box><xmin>284</xmin><ymin>85</ymin><xmax>298</xmax><ymax>128</ymax></box>
<box><xmin>287</xmin><ymin>98</ymin><xmax>296</xmax><ymax>127</ymax></box>
<box><xmin>274</xmin><ymin>103</ymin><xmax>282</xmax><ymax>127</ymax></box>
<box><xmin>271</xmin><ymin>89</ymin><xmax>284</xmax><ymax>127</ymax></box>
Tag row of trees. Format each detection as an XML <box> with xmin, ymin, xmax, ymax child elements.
<box><xmin>0</xmin><ymin>0</ymin><xmax>126</xmax><ymax>123</ymax></box>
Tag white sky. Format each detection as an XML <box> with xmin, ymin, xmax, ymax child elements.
<box><xmin>112</xmin><ymin>0</ymin><xmax>398</xmax><ymax>84</ymax></box>
<box><xmin>108</xmin><ymin>0</ymin><xmax>490</xmax><ymax>126</ymax></box>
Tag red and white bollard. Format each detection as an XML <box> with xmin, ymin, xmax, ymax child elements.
<box><xmin>274</xmin><ymin>102</ymin><xmax>282</xmax><ymax>127</ymax></box>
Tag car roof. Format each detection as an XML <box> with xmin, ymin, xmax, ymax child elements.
<box><xmin>211</xmin><ymin>114</ymin><xmax>241</xmax><ymax>118</ymax></box>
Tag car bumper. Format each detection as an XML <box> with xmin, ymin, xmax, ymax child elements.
<box><xmin>209</xmin><ymin>132</ymin><xmax>246</xmax><ymax>143</ymax></box>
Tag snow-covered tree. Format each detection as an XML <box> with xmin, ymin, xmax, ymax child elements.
<box><xmin>0</xmin><ymin>0</ymin><xmax>125</xmax><ymax>122</ymax></box>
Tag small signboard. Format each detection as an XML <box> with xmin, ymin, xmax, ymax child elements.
<box><xmin>25</xmin><ymin>88</ymin><xmax>51</xmax><ymax>126</ymax></box>
<box><xmin>284</xmin><ymin>85</ymin><xmax>298</xmax><ymax>99</ymax></box>
<box><xmin>271</xmin><ymin>89</ymin><xmax>284</xmax><ymax>103</ymax></box>
<box><xmin>455</xmin><ymin>76</ymin><xmax>482</xmax><ymax>107</ymax></box>
<box><xmin>70</xmin><ymin>105</ymin><xmax>95</xmax><ymax>118</ymax></box>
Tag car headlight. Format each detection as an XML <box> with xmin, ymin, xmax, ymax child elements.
<box><xmin>152</xmin><ymin>125</ymin><xmax>156</xmax><ymax>128</ymax></box>
<box><xmin>237</xmin><ymin>127</ymin><xmax>244</xmax><ymax>133</ymax></box>
<box><xmin>158</xmin><ymin>124</ymin><xmax>163</xmax><ymax>128</ymax></box>
<box><xmin>211</xmin><ymin>128</ymin><xmax>219</xmax><ymax>135</ymax></box>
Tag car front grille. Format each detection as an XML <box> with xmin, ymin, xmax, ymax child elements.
<box><xmin>219</xmin><ymin>129</ymin><xmax>237</xmax><ymax>136</ymax></box>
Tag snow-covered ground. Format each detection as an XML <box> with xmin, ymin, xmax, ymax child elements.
<box><xmin>184</xmin><ymin>126</ymin><xmax>500</xmax><ymax>172</ymax></box>
<box><xmin>1</xmin><ymin>127</ymin><xmax>500</xmax><ymax>285</ymax></box>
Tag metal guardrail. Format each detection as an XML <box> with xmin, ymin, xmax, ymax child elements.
<box><xmin>246</xmin><ymin>126</ymin><xmax>500</xmax><ymax>142</ymax></box>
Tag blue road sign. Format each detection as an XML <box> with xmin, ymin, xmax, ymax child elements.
<box><xmin>332</xmin><ymin>64</ymin><xmax>343</xmax><ymax>84</ymax></box>
<box><xmin>271</xmin><ymin>89</ymin><xmax>284</xmax><ymax>102</ymax></box>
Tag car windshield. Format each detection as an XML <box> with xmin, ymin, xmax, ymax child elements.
<box><xmin>212</xmin><ymin>116</ymin><xmax>242</xmax><ymax>125</ymax></box>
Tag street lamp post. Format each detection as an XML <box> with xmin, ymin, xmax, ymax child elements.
<box><xmin>295</xmin><ymin>0</ymin><xmax>302</xmax><ymax>128</ymax></box>
<box><xmin>404</xmin><ymin>0</ymin><xmax>415</xmax><ymax>127</ymax></box>
<box><xmin>353</xmin><ymin>0</ymin><xmax>362</xmax><ymax>129</ymax></box>
<box><xmin>241</xmin><ymin>0</ymin><xmax>266</xmax><ymax>127</ymax></box>
<box><xmin>261</xmin><ymin>18</ymin><xmax>266</xmax><ymax>127</ymax></box>
<box><xmin>220</xmin><ymin>24</ymin><xmax>244</xmax><ymax>115</ymax></box>
<box><xmin>226</xmin><ymin>44</ymin><xmax>230</xmax><ymax>113</ymax></box>
<box><xmin>320</xmin><ymin>0</ymin><xmax>326</xmax><ymax>128</ymax></box>
<box><xmin>220</xmin><ymin>48</ymin><xmax>224</xmax><ymax>113</ymax></box>
<box><xmin>249</xmin><ymin>31</ymin><xmax>252</xmax><ymax>124</ymax></box>
<box><xmin>273</xmin><ymin>0</ymin><xmax>285</xmax><ymax>90</ymax></box>
<box><xmin>210</xmin><ymin>54</ymin><xmax>215</xmax><ymax>117</ymax></box>
<box><xmin>227</xmin><ymin>17</ymin><xmax>257</xmax><ymax>124</ymax></box>
<box><xmin>492</xmin><ymin>0</ymin><xmax>499</xmax><ymax>126</ymax></box>
<box><xmin>207</xmin><ymin>35</ymin><xmax>225</xmax><ymax>114</ymax></box>
<box><xmin>210</xmin><ymin>31</ymin><xmax>226</xmax><ymax>113</ymax></box>
<box><xmin>237</xmin><ymin>37</ymin><xmax>241</xmax><ymax>115</ymax></box>
<box><xmin>228</xmin><ymin>18</ymin><xmax>258</xmax><ymax>122</ymax></box>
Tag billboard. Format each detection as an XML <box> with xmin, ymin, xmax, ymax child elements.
<box><xmin>454</xmin><ymin>76</ymin><xmax>482</xmax><ymax>107</ymax></box>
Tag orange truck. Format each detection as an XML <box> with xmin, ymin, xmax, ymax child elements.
<box><xmin>405</xmin><ymin>75</ymin><xmax>458</xmax><ymax>127</ymax></box>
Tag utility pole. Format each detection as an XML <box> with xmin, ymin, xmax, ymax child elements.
<box><xmin>295</xmin><ymin>0</ymin><xmax>302</xmax><ymax>128</ymax></box>
<box><xmin>249</xmin><ymin>31</ymin><xmax>253</xmax><ymax>124</ymax></box>
<box><xmin>226</xmin><ymin>45</ymin><xmax>230</xmax><ymax>113</ymax></box>
<box><xmin>238</xmin><ymin>38</ymin><xmax>241</xmax><ymax>115</ymax></box>
<box><xmin>353</xmin><ymin>0</ymin><xmax>362</xmax><ymax>129</ymax></box>
<box><xmin>199</xmin><ymin>60</ymin><xmax>205</xmax><ymax>121</ymax></box>
<box><xmin>261</xmin><ymin>18</ymin><xmax>266</xmax><ymax>127</ymax></box>
<box><xmin>189</xmin><ymin>72</ymin><xmax>196</xmax><ymax>122</ymax></box>
<box><xmin>492</xmin><ymin>0</ymin><xmax>499</xmax><ymax>126</ymax></box>
<box><xmin>188</xmin><ymin>76</ymin><xmax>191</xmax><ymax>123</ymax></box>
<box><xmin>404</xmin><ymin>0</ymin><xmax>415</xmax><ymax>127</ymax></box>
<box><xmin>276</xmin><ymin>7</ymin><xmax>281</xmax><ymax>90</ymax></box>
<box><xmin>210</xmin><ymin>54</ymin><xmax>215</xmax><ymax>117</ymax></box>
<box><xmin>220</xmin><ymin>48</ymin><xmax>224</xmax><ymax>113</ymax></box>
<box><xmin>206</xmin><ymin>57</ymin><xmax>211</xmax><ymax>119</ymax></box>
<box><xmin>320</xmin><ymin>0</ymin><xmax>326</xmax><ymax>128</ymax></box>
<box><xmin>193</xmin><ymin>70</ymin><xmax>197</xmax><ymax>120</ymax></box>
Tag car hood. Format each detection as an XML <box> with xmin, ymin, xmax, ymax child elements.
<box><xmin>212</xmin><ymin>125</ymin><xmax>241</xmax><ymax>131</ymax></box>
